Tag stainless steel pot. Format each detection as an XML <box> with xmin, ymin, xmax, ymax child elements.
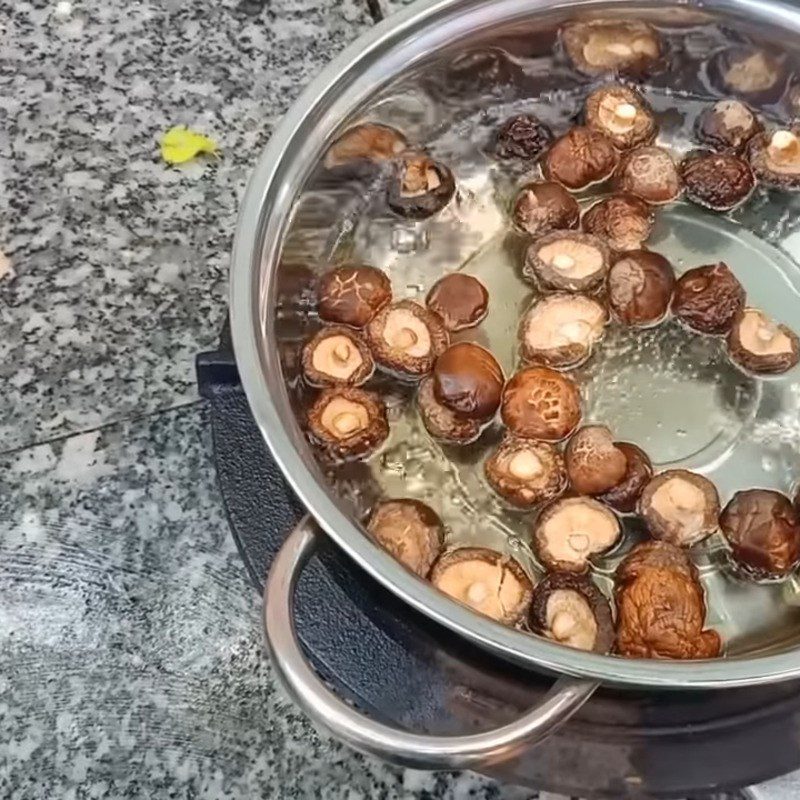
<box><xmin>231</xmin><ymin>0</ymin><xmax>800</xmax><ymax>769</ymax></box>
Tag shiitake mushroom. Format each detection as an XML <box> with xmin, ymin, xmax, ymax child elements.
<box><xmin>565</xmin><ymin>426</ymin><xmax>628</xmax><ymax>495</ymax></box>
<box><xmin>317</xmin><ymin>265</ymin><xmax>392</xmax><ymax>329</ymax></box>
<box><xmin>301</xmin><ymin>326</ymin><xmax>374</xmax><ymax>387</ymax></box>
<box><xmin>695</xmin><ymin>99</ymin><xmax>762</xmax><ymax>154</ymax></box>
<box><xmin>426</xmin><ymin>274</ymin><xmax>489</xmax><ymax>332</ymax></box>
<box><xmin>584</xmin><ymin>84</ymin><xmax>657</xmax><ymax>150</ymax></box>
<box><xmin>324</xmin><ymin>123</ymin><xmax>408</xmax><ymax>169</ymax></box>
<box><xmin>494</xmin><ymin>114</ymin><xmax>553</xmax><ymax>161</ymax></box>
<box><xmin>708</xmin><ymin>47</ymin><xmax>788</xmax><ymax>105</ymax></box>
<box><xmin>671</xmin><ymin>262</ymin><xmax>745</xmax><ymax>335</ymax></box>
<box><xmin>727</xmin><ymin>308</ymin><xmax>800</xmax><ymax>375</ymax></box>
<box><xmin>614</xmin><ymin>146</ymin><xmax>682</xmax><ymax>205</ymax></box>
<box><xmin>432</xmin><ymin>342</ymin><xmax>504</xmax><ymax>421</ymax></box>
<box><xmin>561</xmin><ymin>19</ymin><xmax>662</xmax><ymax>77</ymax></box>
<box><xmin>417</xmin><ymin>376</ymin><xmax>482</xmax><ymax>445</ymax></box>
<box><xmin>607</xmin><ymin>250</ymin><xmax>675</xmax><ymax>328</ymax></box>
<box><xmin>524</xmin><ymin>231</ymin><xmax>611</xmax><ymax>293</ymax></box>
<box><xmin>387</xmin><ymin>153</ymin><xmax>456</xmax><ymax>218</ymax></box>
<box><xmin>596</xmin><ymin>442</ymin><xmax>653</xmax><ymax>513</ymax></box>
<box><xmin>511</xmin><ymin>181</ymin><xmax>580</xmax><ymax>237</ymax></box>
<box><xmin>543</xmin><ymin>127</ymin><xmax>619</xmax><ymax>191</ymax></box>
<box><xmin>748</xmin><ymin>127</ymin><xmax>800</xmax><ymax>190</ymax></box>
<box><xmin>679</xmin><ymin>150</ymin><xmax>755</xmax><ymax>212</ymax></box>
<box><xmin>581</xmin><ymin>193</ymin><xmax>654</xmax><ymax>252</ymax></box>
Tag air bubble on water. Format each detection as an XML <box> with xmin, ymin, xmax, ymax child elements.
<box><xmin>391</xmin><ymin>225</ymin><xmax>428</xmax><ymax>254</ymax></box>
<box><xmin>676</xmin><ymin>428</ymin><xmax>687</xmax><ymax>437</ymax></box>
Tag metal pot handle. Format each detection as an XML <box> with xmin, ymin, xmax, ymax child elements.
<box><xmin>263</xmin><ymin>516</ymin><xmax>599</xmax><ymax>770</ymax></box>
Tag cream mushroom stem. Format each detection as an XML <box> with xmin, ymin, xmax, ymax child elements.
<box><xmin>769</xmin><ymin>130</ymin><xmax>800</xmax><ymax>162</ymax></box>
<box><xmin>393</xmin><ymin>327</ymin><xmax>419</xmax><ymax>349</ymax></box>
<box><xmin>508</xmin><ymin>450</ymin><xmax>543</xmax><ymax>480</ymax></box>
<box><xmin>568</xmin><ymin>532</ymin><xmax>591</xmax><ymax>554</ymax></box>
<box><xmin>606</xmin><ymin>42</ymin><xmax>633</xmax><ymax>57</ymax></box>
<box><xmin>757</xmin><ymin>321</ymin><xmax>779</xmax><ymax>342</ymax></box>
<box><xmin>332</xmin><ymin>412</ymin><xmax>361</xmax><ymax>436</ymax></box>
<box><xmin>551</xmin><ymin>611</ymin><xmax>577</xmax><ymax>641</ymax></box>
<box><xmin>332</xmin><ymin>342</ymin><xmax>352</xmax><ymax>364</ymax></box>
<box><xmin>466</xmin><ymin>581</ymin><xmax>489</xmax><ymax>604</ymax></box>
<box><xmin>552</xmin><ymin>253</ymin><xmax>576</xmax><ymax>272</ymax></box>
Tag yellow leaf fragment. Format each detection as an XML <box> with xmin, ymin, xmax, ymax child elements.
<box><xmin>160</xmin><ymin>126</ymin><xmax>219</xmax><ymax>165</ymax></box>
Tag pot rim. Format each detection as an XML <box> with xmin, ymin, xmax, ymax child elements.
<box><xmin>231</xmin><ymin>0</ymin><xmax>800</xmax><ymax>688</ymax></box>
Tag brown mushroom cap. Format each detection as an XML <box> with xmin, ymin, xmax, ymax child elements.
<box><xmin>566</xmin><ymin>425</ymin><xmax>628</xmax><ymax>495</ymax></box>
<box><xmin>709</xmin><ymin>47</ymin><xmax>787</xmax><ymax>104</ymax></box>
<box><xmin>530</xmin><ymin>572</ymin><xmax>615</xmax><ymax>653</ymax></box>
<box><xmin>720</xmin><ymin>489</ymin><xmax>800</xmax><ymax>580</ymax></box>
<box><xmin>301</xmin><ymin>326</ymin><xmax>375</xmax><ymax>387</ymax></box>
<box><xmin>581</xmin><ymin>193</ymin><xmax>654</xmax><ymax>252</ymax></box>
<box><xmin>607</xmin><ymin>250</ymin><xmax>676</xmax><ymax>328</ymax></box>
<box><xmin>680</xmin><ymin>150</ymin><xmax>755</xmax><ymax>212</ymax></box>
<box><xmin>485</xmin><ymin>435</ymin><xmax>567</xmax><ymax>509</ymax></box>
<box><xmin>542</xmin><ymin>127</ymin><xmax>619</xmax><ymax>191</ymax></box>
<box><xmin>387</xmin><ymin>153</ymin><xmax>456</xmax><ymax>219</ymax></box>
<box><xmin>561</xmin><ymin>20</ymin><xmax>662</xmax><ymax>77</ymax></box>
<box><xmin>727</xmin><ymin>308</ymin><xmax>800</xmax><ymax>375</ymax></box>
<box><xmin>695</xmin><ymin>99</ymin><xmax>762</xmax><ymax>154</ymax></box>
<box><xmin>616</xmin><ymin>540</ymin><xmax>699</xmax><ymax>583</ymax></box>
<box><xmin>671</xmin><ymin>262</ymin><xmax>745</xmax><ymax>335</ymax></box>
<box><xmin>614</xmin><ymin>146</ymin><xmax>681</xmax><ymax>205</ymax></box>
<box><xmin>639</xmin><ymin>469</ymin><xmax>721</xmax><ymax>547</ymax></box>
<box><xmin>366</xmin><ymin>300</ymin><xmax>449</xmax><ymax>379</ymax></box>
<box><xmin>748</xmin><ymin>127</ymin><xmax>800</xmax><ymax>190</ymax></box>
<box><xmin>307</xmin><ymin>386</ymin><xmax>389</xmax><ymax>460</ymax></box>
<box><xmin>494</xmin><ymin>114</ymin><xmax>554</xmax><ymax>161</ymax></box>
<box><xmin>533</xmin><ymin>496</ymin><xmax>622</xmax><ymax>572</ymax></box>
<box><xmin>317</xmin><ymin>265</ymin><xmax>392</xmax><ymax>329</ymax></box>
<box><xmin>367</xmin><ymin>499</ymin><xmax>444</xmax><ymax>578</ymax></box>
<box><xmin>432</xmin><ymin>342</ymin><xmax>504</xmax><ymax>421</ymax></box>
<box><xmin>430</xmin><ymin>548</ymin><xmax>533</xmax><ymax>624</ymax></box>
<box><xmin>596</xmin><ymin>442</ymin><xmax>653</xmax><ymax>513</ymax></box>
<box><xmin>417</xmin><ymin>376</ymin><xmax>483</xmax><ymax>444</ymax></box>
<box><xmin>511</xmin><ymin>181</ymin><xmax>580</xmax><ymax>237</ymax></box>
<box><xmin>501</xmin><ymin>366</ymin><xmax>582</xmax><ymax>441</ymax></box>
<box><xmin>324</xmin><ymin>123</ymin><xmax>408</xmax><ymax>168</ymax></box>
<box><xmin>425</xmin><ymin>274</ymin><xmax>489</xmax><ymax>332</ymax></box>
<box><xmin>584</xmin><ymin>84</ymin><xmax>657</xmax><ymax>150</ymax></box>
<box><xmin>524</xmin><ymin>231</ymin><xmax>611</xmax><ymax>292</ymax></box>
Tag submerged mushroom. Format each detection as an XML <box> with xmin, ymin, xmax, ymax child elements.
<box><xmin>425</xmin><ymin>274</ymin><xmax>489</xmax><ymax>332</ymax></box>
<box><xmin>530</xmin><ymin>572</ymin><xmax>615</xmax><ymax>653</ymax></box>
<box><xmin>367</xmin><ymin>300</ymin><xmax>449</xmax><ymax>379</ymax></box>
<box><xmin>417</xmin><ymin>376</ymin><xmax>483</xmax><ymax>444</ymax></box>
<box><xmin>561</xmin><ymin>19</ymin><xmax>662</xmax><ymax>77</ymax></box>
<box><xmin>433</xmin><ymin>342</ymin><xmax>504</xmax><ymax>421</ymax></box>
<box><xmin>615</xmin><ymin>146</ymin><xmax>681</xmax><ymax>205</ymax></box>
<box><xmin>501</xmin><ymin>366</ymin><xmax>582</xmax><ymax>441</ymax></box>
<box><xmin>720</xmin><ymin>489</ymin><xmax>800</xmax><ymax>580</ymax></box>
<box><xmin>597</xmin><ymin>442</ymin><xmax>653</xmax><ymax>513</ymax></box>
<box><xmin>671</xmin><ymin>262</ymin><xmax>745</xmax><ymax>335</ymax></box>
<box><xmin>430</xmin><ymin>548</ymin><xmax>533</xmax><ymax>624</ymax></box>
<box><xmin>367</xmin><ymin>499</ymin><xmax>444</xmax><ymax>578</ymax></box>
<box><xmin>307</xmin><ymin>387</ymin><xmax>389</xmax><ymax>460</ymax></box>
<box><xmin>524</xmin><ymin>231</ymin><xmax>611</xmax><ymax>292</ymax></box>
<box><xmin>616</xmin><ymin>539</ymin><xmax>698</xmax><ymax>582</ymax></box>
<box><xmin>727</xmin><ymin>308</ymin><xmax>800</xmax><ymax>375</ymax></box>
<box><xmin>607</xmin><ymin>250</ymin><xmax>675</xmax><ymax>327</ymax></box>
<box><xmin>511</xmin><ymin>181</ymin><xmax>580</xmax><ymax>237</ymax></box>
<box><xmin>324</xmin><ymin>123</ymin><xmax>408</xmax><ymax>169</ymax></box>
<box><xmin>581</xmin><ymin>193</ymin><xmax>654</xmax><ymax>252</ymax></box>
<box><xmin>485</xmin><ymin>435</ymin><xmax>567</xmax><ymax>509</ymax></box>
<box><xmin>533</xmin><ymin>496</ymin><xmax>622</xmax><ymax>573</ymax></box>
<box><xmin>639</xmin><ymin>469</ymin><xmax>720</xmax><ymax>547</ymax></box>
<box><xmin>566</xmin><ymin>426</ymin><xmax>628</xmax><ymax>495</ymax></box>
<box><xmin>494</xmin><ymin>114</ymin><xmax>554</xmax><ymax>161</ymax></box>
<box><xmin>584</xmin><ymin>84</ymin><xmax>657</xmax><ymax>150</ymax></box>
<box><xmin>518</xmin><ymin>293</ymin><xmax>608</xmax><ymax>370</ymax></box>
<box><xmin>543</xmin><ymin>127</ymin><xmax>619</xmax><ymax>191</ymax></box>
<box><xmin>708</xmin><ymin>47</ymin><xmax>788</xmax><ymax>105</ymax></box>
<box><xmin>748</xmin><ymin>127</ymin><xmax>800</xmax><ymax>190</ymax></box>
<box><xmin>317</xmin><ymin>265</ymin><xmax>392</xmax><ymax>329</ymax></box>
<box><xmin>695</xmin><ymin>99</ymin><xmax>762</xmax><ymax>154</ymax></box>
<box><xmin>680</xmin><ymin>150</ymin><xmax>755</xmax><ymax>211</ymax></box>
<box><xmin>387</xmin><ymin>153</ymin><xmax>456</xmax><ymax>218</ymax></box>
<box><xmin>301</xmin><ymin>326</ymin><xmax>374</xmax><ymax>387</ymax></box>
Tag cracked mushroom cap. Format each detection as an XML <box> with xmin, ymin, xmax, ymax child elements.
<box><xmin>720</xmin><ymin>489</ymin><xmax>800</xmax><ymax>580</ymax></box>
<box><xmin>425</xmin><ymin>273</ymin><xmax>489</xmax><ymax>332</ymax></box>
<box><xmin>584</xmin><ymin>84</ymin><xmax>657</xmax><ymax>150</ymax></box>
<box><xmin>324</xmin><ymin>123</ymin><xmax>408</xmax><ymax>169</ymax></box>
<box><xmin>485</xmin><ymin>435</ymin><xmax>567</xmax><ymax>509</ymax></box>
<box><xmin>542</xmin><ymin>127</ymin><xmax>619</xmax><ymax>192</ymax></box>
<box><xmin>561</xmin><ymin>19</ymin><xmax>662</xmax><ymax>77</ymax></box>
<box><xmin>367</xmin><ymin>499</ymin><xmax>444</xmax><ymax>578</ymax></box>
<box><xmin>581</xmin><ymin>193</ymin><xmax>654</xmax><ymax>252</ymax></box>
<box><xmin>494</xmin><ymin>114</ymin><xmax>553</xmax><ymax>161</ymax></box>
<box><xmin>430</xmin><ymin>548</ymin><xmax>533</xmax><ymax>625</ymax></box>
<box><xmin>432</xmin><ymin>342</ymin><xmax>504</xmax><ymax>421</ymax></box>
<box><xmin>524</xmin><ymin>231</ymin><xmax>611</xmax><ymax>292</ymax></box>
<box><xmin>417</xmin><ymin>376</ymin><xmax>483</xmax><ymax>444</ymax></box>
<box><xmin>596</xmin><ymin>442</ymin><xmax>653</xmax><ymax>513</ymax></box>
<box><xmin>307</xmin><ymin>386</ymin><xmax>389</xmax><ymax>461</ymax></box>
<box><xmin>511</xmin><ymin>181</ymin><xmax>580</xmax><ymax>237</ymax></box>
<box><xmin>671</xmin><ymin>262</ymin><xmax>745</xmax><ymax>335</ymax></box>
<box><xmin>680</xmin><ymin>150</ymin><xmax>755</xmax><ymax>212</ymax></box>
<box><xmin>501</xmin><ymin>366</ymin><xmax>582</xmax><ymax>441</ymax></box>
<box><xmin>695</xmin><ymin>99</ymin><xmax>762</xmax><ymax>154</ymax></box>
<box><xmin>566</xmin><ymin>426</ymin><xmax>628</xmax><ymax>495</ymax></box>
<box><xmin>607</xmin><ymin>250</ymin><xmax>675</xmax><ymax>328</ymax></box>
<box><xmin>366</xmin><ymin>300</ymin><xmax>449</xmax><ymax>379</ymax></box>
<box><xmin>709</xmin><ymin>47</ymin><xmax>788</xmax><ymax>104</ymax></box>
<box><xmin>615</xmin><ymin>146</ymin><xmax>681</xmax><ymax>205</ymax></box>
<box><xmin>518</xmin><ymin>293</ymin><xmax>608</xmax><ymax>370</ymax></box>
<box><xmin>533</xmin><ymin>496</ymin><xmax>622</xmax><ymax>572</ymax></box>
<box><xmin>301</xmin><ymin>326</ymin><xmax>374</xmax><ymax>387</ymax></box>
<box><xmin>387</xmin><ymin>153</ymin><xmax>456</xmax><ymax>219</ymax></box>
<box><xmin>317</xmin><ymin>265</ymin><xmax>392</xmax><ymax>329</ymax></box>
<box><xmin>530</xmin><ymin>572</ymin><xmax>615</xmax><ymax>653</ymax></box>
<box><xmin>639</xmin><ymin>470</ymin><xmax>721</xmax><ymax>547</ymax></box>
<box><xmin>748</xmin><ymin>127</ymin><xmax>800</xmax><ymax>190</ymax></box>
<box><xmin>727</xmin><ymin>308</ymin><xmax>800</xmax><ymax>375</ymax></box>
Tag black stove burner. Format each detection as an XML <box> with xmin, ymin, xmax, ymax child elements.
<box><xmin>197</xmin><ymin>335</ymin><xmax>800</xmax><ymax>800</ymax></box>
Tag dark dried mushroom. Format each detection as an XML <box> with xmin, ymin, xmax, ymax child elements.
<box><xmin>301</xmin><ymin>326</ymin><xmax>374</xmax><ymax>387</ymax></box>
<box><xmin>720</xmin><ymin>489</ymin><xmax>800</xmax><ymax>580</ymax></box>
<box><xmin>566</xmin><ymin>425</ymin><xmax>628</xmax><ymax>495</ymax></box>
<box><xmin>366</xmin><ymin>300</ymin><xmax>449</xmax><ymax>379</ymax></box>
<box><xmin>708</xmin><ymin>47</ymin><xmax>788</xmax><ymax>105</ymax></box>
<box><xmin>425</xmin><ymin>274</ymin><xmax>489</xmax><ymax>332</ymax></box>
<box><xmin>494</xmin><ymin>114</ymin><xmax>553</xmax><ymax>161</ymax></box>
<box><xmin>542</xmin><ymin>127</ymin><xmax>619</xmax><ymax>191</ymax></box>
<box><xmin>501</xmin><ymin>366</ymin><xmax>582</xmax><ymax>441</ymax></box>
<box><xmin>511</xmin><ymin>181</ymin><xmax>580</xmax><ymax>237</ymax></box>
<box><xmin>430</xmin><ymin>548</ymin><xmax>533</xmax><ymax>625</ymax></box>
<box><xmin>524</xmin><ymin>231</ymin><xmax>611</xmax><ymax>292</ymax></box>
<box><xmin>318</xmin><ymin>265</ymin><xmax>392</xmax><ymax>329</ymax></box>
<box><xmin>748</xmin><ymin>127</ymin><xmax>800</xmax><ymax>190</ymax></box>
<box><xmin>433</xmin><ymin>342</ymin><xmax>504</xmax><ymax>421</ymax></box>
<box><xmin>417</xmin><ymin>376</ymin><xmax>482</xmax><ymax>445</ymax></box>
<box><xmin>518</xmin><ymin>293</ymin><xmax>607</xmax><ymax>370</ymax></box>
<box><xmin>485</xmin><ymin>435</ymin><xmax>567</xmax><ymax>509</ymax></box>
<box><xmin>584</xmin><ymin>84</ymin><xmax>657</xmax><ymax>150</ymax></box>
<box><xmin>695</xmin><ymin>99</ymin><xmax>762</xmax><ymax>154</ymax></box>
<box><xmin>615</xmin><ymin>146</ymin><xmax>681</xmax><ymax>205</ymax></box>
<box><xmin>671</xmin><ymin>262</ymin><xmax>745</xmax><ymax>335</ymax></box>
<box><xmin>607</xmin><ymin>250</ymin><xmax>675</xmax><ymax>327</ymax></box>
<box><xmin>596</xmin><ymin>442</ymin><xmax>653</xmax><ymax>513</ymax></box>
<box><xmin>307</xmin><ymin>387</ymin><xmax>389</xmax><ymax>460</ymax></box>
<box><xmin>561</xmin><ymin>19</ymin><xmax>662</xmax><ymax>77</ymax></box>
<box><xmin>324</xmin><ymin>123</ymin><xmax>408</xmax><ymax>169</ymax></box>
<box><xmin>533</xmin><ymin>496</ymin><xmax>622</xmax><ymax>573</ymax></box>
<box><xmin>445</xmin><ymin>47</ymin><xmax>523</xmax><ymax>94</ymax></box>
<box><xmin>680</xmin><ymin>150</ymin><xmax>755</xmax><ymax>212</ymax></box>
<box><xmin>639</xmin><ymin>469</ymin><xmax>720</xmax><ymax>547</ymax></box>
<box><xmin>367</xmin><ymin>499</ymin><xmax>444</xmax><ymax>578</ymax></box>
<box><xmin>727</xmin><ymin>308</ymin><xmax>800</xmax><ymax>375</ymax></box>
<box><xmin>530</xmin><ymin>572</ymin><xmax>615</xmax><ymax>653</ymax></box>
<box><xmin>616</xmin><ymin>539</ymin><xmax>698</xmax><ymax>583</ymax></box>
<box><xmin>581</xmin><ymin>193</ymin><xmax>654</xmax><ymax>252</ymax></box>
<box><xmin>387</xmin><ymin>154</ymin><xmax>456</xmax><ymax>219</ymax></box>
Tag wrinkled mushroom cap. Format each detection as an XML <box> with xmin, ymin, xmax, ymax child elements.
<box><xmin>417</xmin><ymin>376</ymin><xmax>483</xmax><ymax>444</ymax></box>
<box><xmin>317</xmin><ymin>265</ymin><xmax>392</xmax><ymax>329</ymax></box>
<box><xmin>566</xmin><ymin>425</ymin><xmax>628</xmax><ymax>495</ymax></box>
<box><xmin>607</xmin><ymin>250</ymin><xmax>675</xmax><ymax>328</ymax></box>
<box><xmin>301</xmin><ymin>326</ymin><xmax>374</xmax><ymax>387</ymax></box>
<box><xmin>494</xmin><ymin>114</ymin><xmax>553</xmax><ymax>160</ymax></box>
<box><xmin>727</xmin><ymin>308</ymin><xmax>800</xmax><ymax>375</ymax></box>
<box><xmin>433</xmin><ymin>342</ymin><xmax>505</xmax><ymax>421</ymax></box>
<box><xmin>615</xmin><ymin>146</ymin><xmax>681</xmax><ymax>205</ymax></box>
<box><xmin>524</xmin><ymin>231</ymin><xmax>611</xmax><ymax>292</ymax></box>
<box><xmin>584</xmin><ymin>84</ymin><xmax>657</xmax><ymax>149</ymax></box>
<box><xmin>616</xmin><ymin>540</ymin><xmax>699</xmax><ymax>583</ymax></box>
<box><xmin>596</xmin><ymin>442</ymin><xmax>653</xmax><ymax>513</ymax></box>
<box><xmin>542</xmin><ymin>127</ymin><xmax>619</xmax><ymax>191</ymax></box>
<box><xmin>748</xmin><ymin>127</ymin><xmax>800</xmax><ymax>190</ymax></box>
<box><xmin>425</xmin><ymin>273</ymin><xmax>489</xmax><ymax>332</ymax></box>
<box><xmin>581</xmin><ymin>193</ymin><xmax>654</xmax><ymax>252</ymax></box>
<box><xmin>561</xmin><ymin>20</ymin><xmax>662</xmax><ymax>76</ymax></box>
<box><xmin>671</xmin><ymin>262</ymin><xmax>745</xmax><ymax>335</ymax></box>
<box><xmin>680</xmin><ymin>151</ymin><xmax>755</xmax><ymax>212</ymax></box>
<box><xmin>324</xmin><ymin>123</ymin><xmax>408</xmax><ymax>168</ymax></box>
<box><xmin>511</xmin><ymin>181</ymin><xmax>580</xmax><ymax>237</ymax></box>
<box><xmin>695</xmin><ymin>99</ymin><xmax>762</xmax><ymax>154</ymax></box>
<box><xmin>387</xmin><ymin>154</ymin><xmax>456</xmax><ymax>219</ymax></box>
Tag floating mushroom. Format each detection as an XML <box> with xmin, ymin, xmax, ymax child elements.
<box><xmin>727</xmin><ymin>308</ymin><xmax>800</xmax><ymax>375</ymax></box>
<box><xmin>494</xmin><ymin>113</ymin><xmax>553</xmax><ymax>161</ymax></box>
<box><xmin>584</xmin><ymin>84</ymin><xmax>657</xmax><ymax>150</ymax></box>
<box><xmin>748</xmin><ymin>127</ymin><xmax>800</xmax><ymax>190</ymax></box>
<box><xmin>671</xmin><ymin>262</ymin><xmax>745</xmax><ymax>335</ymax></box>
<box><xmin>543</xmin><ymin>127</ymin><xmax>619</xmax><ymax>191</ymax></box>
<box><xmin>317</xmin><ymin>265</ymin><xmax>392</xmax><ymax>329</ymax></box>
<box><xmin>607</xmin><ymin>250</ymin><xmax>676</xmax><ymax>327</ymax></box>
<box><xmin>615</xmin><ymin>146</ymin><xmax>681</xmax><ymax>205</ymax></box>
<box><xmin>301</xmin><ymin>326</ymin><xmax>375</xmax><ymax>387</ymax></box>
<box><xmin>432</xmin><ymin>342</ymin><xmax>505</xmax><ymax>421</ymax></box>
<box><xmin>417</xmin><ymin>376</ymin><xmax>482</xmax><ymax>445</ymax></box>
<box><xmin>596</xmin><ymin>442</ymin><xmax>653</xmax><ymax>513</ymax></box>
<box><xmin>695</xmin><ymin>99</ymin><xmax>762</xmax><ymax>154</ymax></box>
<box><xmin>680</xmin><ymin>150</ymin><xmax>755</xmax><ymax>212</ymax></box>
<box><xmin>581</xmin><ymin>193</ymin><xmax>654</xmax><ymax>252</ymax></box>
<box><xmin>425</xmin><ymin>274</ymin><xmax>489</xmax><ymax>332</ymax></box>
<box><xmin>566</xmin><ymin>426</ymin><xmax>628</xmax><ymax>495</ymax></box>
<box><xmin>708</xmin><ymin>47</ymin><xmax>788</xmax><ymax>105</ymax></box>
<box><xmin>511</xmin><ymin>181</ymin><xmax>580</xmax><ymax>237</ymax></box>
<box><xmin>561</xmin><ymin>19</ymin><xmax>662</xmax><ymax>77</ymax></box>
<box><xmin>324</xmin><ymin>123</ymin><xmax>408</xmax><ymax>169</ymax></box>
<box><xmin>387</xmin><ymin>153</ymin><xmax>456</xmax><ymax>218</ymax></box>
<box><xmin>524</xmin><ymin>231</ymin><xmax>611</xmax><ymax>292</ymax></box>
